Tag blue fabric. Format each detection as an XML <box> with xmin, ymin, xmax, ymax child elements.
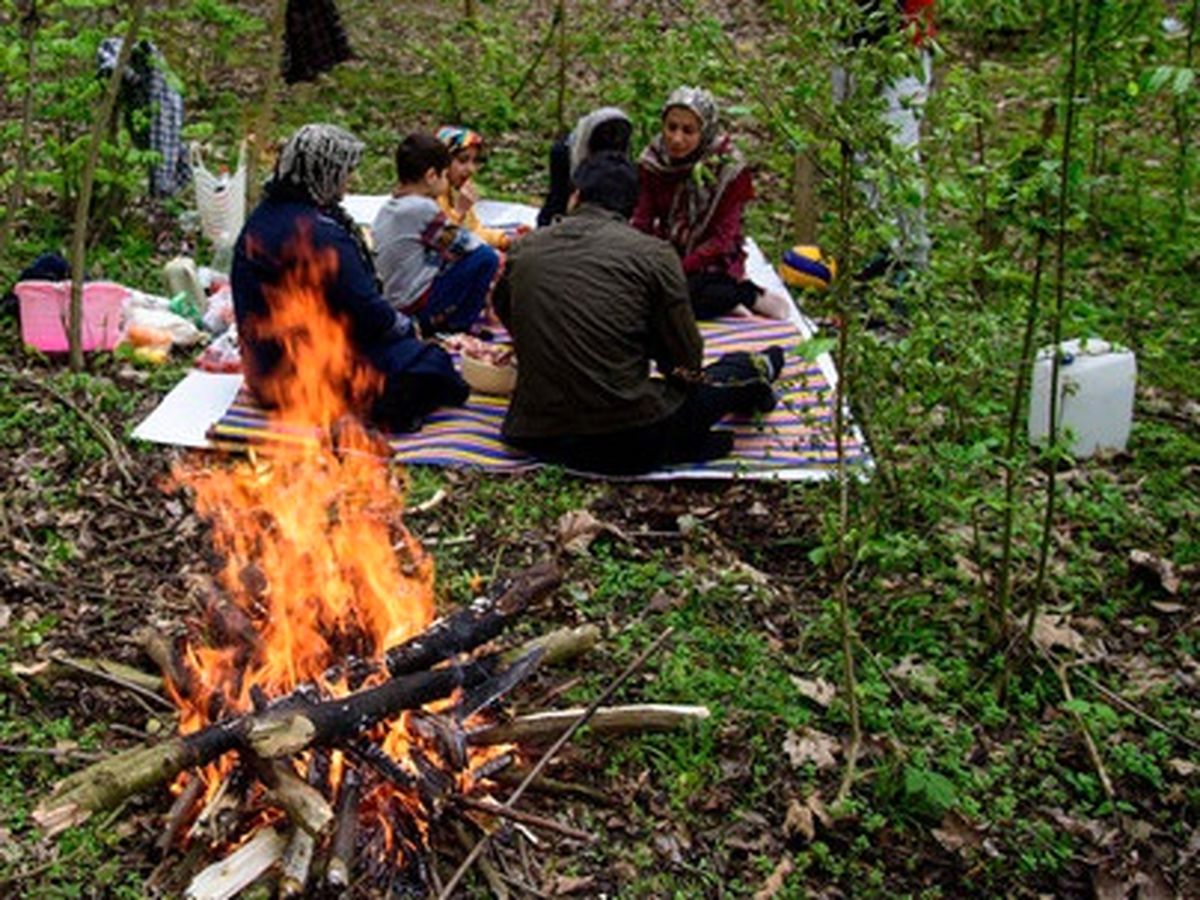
<box><xmin>419</xmin><ymin>245</ymin><xmax>500</xmax><ymax>335</ymax></box>
<box><xmin>232</xmin><ymin>197</ymin><xmax>466</xmax><ymax>394</ymax></box>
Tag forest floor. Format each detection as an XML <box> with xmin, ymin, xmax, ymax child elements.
<box><xmin>1</xmin><ymin>2</ymin><xmax>1198</xmax><ymax>898</ymax></box>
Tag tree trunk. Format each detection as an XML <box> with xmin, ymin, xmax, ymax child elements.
<box><xmin>791</xmin><ymin>149</ymin><xmax>818</xmax><ymax>245</ymax></box>
<box><xmin>0</xmin><ymin>1</ymin><xmax>40</xmax><ymax>259</ymax></box>
<box><xmin>66</xmin><ymin>0</ymin><xmax>147</xmax><ymax>371</ymax></box>
<box><xmin>247</xmin><ymin>0</ymin><xmax>289</xmax><ymax>210</ymax></box>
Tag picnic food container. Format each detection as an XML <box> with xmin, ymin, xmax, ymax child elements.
<box><xmin>1028</xmin><ymin>338</ymin><xmax>1136</xmax><ymax>458</ymax></box>
<box><xmin>16</xmin><ymin>280</ymin><xmax>129</xmax><ymax>352</ymax></box>
<box><xmin>461</xmin><ymin>353</ymin><xmax>517</xmax><ymax>395</ymax></box>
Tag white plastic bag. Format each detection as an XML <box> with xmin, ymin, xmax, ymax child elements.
<box><xmin>191</xmin><ymin>141</ymin><xmax>247</xmax><ymax>260</ymax></box>
<box><xmin>125</xmin><ymin>305</ymin><xmax>205</xmax><ymax>346</ymax></box>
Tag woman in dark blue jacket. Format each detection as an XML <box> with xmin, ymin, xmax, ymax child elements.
<box><xmin>232</xmin><ymin>123</ymin><xmax>467</xmax><ymax>432</ymax></box>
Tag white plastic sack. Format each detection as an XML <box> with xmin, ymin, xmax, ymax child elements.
<box><xmin>191</xmin><ymin>141</ymin><xmax>247</xmax><ymax>251</ymax></box>
<box><xmin>126</xmin><ymin>305</ymin><xmax>205</xmax><ymax>346</ymax></box>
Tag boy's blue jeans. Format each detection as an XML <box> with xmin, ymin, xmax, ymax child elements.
<box><xmin>418</xmin><ymin>245</ymin><xmax>501</xmax><ymax>335</ymax></box>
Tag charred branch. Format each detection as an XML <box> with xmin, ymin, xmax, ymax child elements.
<box><xmin>386</xmin><ymin>561</ymin><xmax>560</xmax><ymax>676</ymax></box>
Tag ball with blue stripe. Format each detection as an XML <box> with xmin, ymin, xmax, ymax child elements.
<box><xmin>780</xmin><ymin>245</ymin><xmax>836</xmax><ymax>291</ymax></box>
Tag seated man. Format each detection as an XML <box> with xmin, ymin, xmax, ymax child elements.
<box><xmin>232</xmin><ymin>123</ymin><xmax>468</xmax><ymax>434</ymax></box>
<box><xmin>373</xmin><ymin>132</ymin><xmax>500</xmax><ymax>336</ymax></box>
<box><xmin>496</xmin><ymin>151</ymin><xmax>784</xmax><ymax>475</ymax></box>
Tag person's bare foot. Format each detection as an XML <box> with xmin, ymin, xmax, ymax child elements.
<box><xmin>751</xmin><ymin>289</ymin><xmax>793</xmax><ymax>320</ymax></box>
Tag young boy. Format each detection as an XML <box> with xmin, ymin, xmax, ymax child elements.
<box><xmin>435</xmin><ymin>126</ymin><xmax>515</xmax><ymax>250</ymax></box>
<box><xmin>373</xmin><ymin>132</ymin><xmax>501</xmax><ymax>335</ymax></box>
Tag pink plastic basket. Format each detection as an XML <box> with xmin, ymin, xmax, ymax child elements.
<box><xmin>16</xmin><ymin>280</ymin><xmax>128</xmax><ymax>352</ymax></box>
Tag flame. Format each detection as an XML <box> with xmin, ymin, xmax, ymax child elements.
<box><xmin>164</xmin><ymin>235</ymin><xmax>514</xmax><ymax>876</ymax></box>
<box><xmin>170</xmin><ymin>234</ymin><xmax>434</xmax><ymax>770</ymax></box>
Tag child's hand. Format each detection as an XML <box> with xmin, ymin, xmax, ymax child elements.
<box><xmin>455</xmin><ymin>180</ymin><xmax>479</xmax><ymax>216</ymax></box>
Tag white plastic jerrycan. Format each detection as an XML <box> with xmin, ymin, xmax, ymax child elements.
<box><xmin>1028</xmin><ymin>338</ymin><xmax>1136</xmax><ymax>458</ymax></box>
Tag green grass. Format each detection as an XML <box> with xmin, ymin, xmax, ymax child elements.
<box><xmin>1</xmin><ymin>1</ymin><xmax>1198</xmax><ymax>896</ymax></box>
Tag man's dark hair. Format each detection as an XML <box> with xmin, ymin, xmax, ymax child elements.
<box><xmin>572</xmin><ymin>151</ymin><xmax>639</xmax><ymax>218</ymax></box>
<box><xmin>394</xmin><ymin>132</ymin><xmax>451</xmax><ymax>184</ymax></box>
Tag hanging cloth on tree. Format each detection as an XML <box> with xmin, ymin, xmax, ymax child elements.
<box><xmin>96</xmin><ymin>37</ymin><xmax>191</xmax><ymax>197</ymax></box>
<box><xmin>282</xmin><ymin>0</ymin><xmax>353</xmax><ymax>84</ymax></box>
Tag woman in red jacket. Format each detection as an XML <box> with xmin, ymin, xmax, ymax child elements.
<box><xmin>632</xmin><ymin>87</ymin><xmax>791</xmax><ymax>321</ymax></box>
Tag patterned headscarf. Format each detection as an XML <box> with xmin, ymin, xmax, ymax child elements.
<box><xmin>436</xmin><ymin>125</ymin><xmax>485</xmax><ymax>157</ymax></box>
<box><xmin>639</xmin><ymin>87</ymin><xmax>746</xmax><ymax>257</ymax></box>
<box><xmin>662</xmin><ymin>85</ymin><xmax>720</xmax><ymax>153</ymax></box>
<box><xmin>273</xmin><ymin>123</ymin><xmax>364</xmax><ymax>208</ymax></box>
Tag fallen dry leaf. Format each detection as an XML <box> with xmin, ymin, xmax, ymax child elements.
<box><xmin>1167</xmin><ymin>758</ymin><xmax>1197</xmax><ymax>778</ymax></box>
<box><xmin>551</xmin><ymin>874</ymin><xmax>595</xmax><ymax>895</ymax></box>
<box><xmin>791</xmin><ymin>675</ymin><xmax>836</xmax><ymax>708</ymax></box>
<box><xmin>555</xmin><ymin>509</ymin><xmax>626</xmax><ymax>555</ymax></box>
<box><xmin>931</xmin><ymin>809</ymin><xmax>983</xmax><ymax>855</ymax></box>
<box><xmin>752</xmin><ymin>857</ymin><xmax>795</xmax><ymax>900</ymax></box>
<box><xmin>783</xmin><ymin>727</ymin><xmax>840</xmax><ymax>770</ymax></box>
<box><xmin>1129</xmin><ymin>549</ymin><xmax>1181</xmax><ymax>595</ymax></box>
<box><xmin>784</xmin><ymin>798</ymin><xmax>815</xmax><ymax>842</ymax></box>
<box><xmin>1031</xmin><ymin>612</ymin><xmax>1090</xmax><ymax>655</ymax></box>
<box><xmin>889</xmin><ymin>655</ymin><xmax>941</xmax><ymax>696</ymax></box>
<box><xmin>1149</xmin><ymin>601</ymin><xmax>1186</xmax><ymax>615</ymax></box>
<box><xmin>783</xmin><ymin>792</ymin><xmax>830</xmax><ymax>843</ymax></box>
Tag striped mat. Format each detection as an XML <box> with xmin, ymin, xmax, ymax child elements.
<box><xmin>207</xmin><ymin>317</ymin><xmax>871</xmax><ymax>480</ymax></box>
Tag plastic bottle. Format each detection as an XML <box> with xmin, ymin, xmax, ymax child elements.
<box><xmin>164</xmin><ymin>256</ymin><xmax>206</xmax><ymax>316</ymax></box>
<box><xmin>1028</xmin><ymin>338</ymin><xmax>1137</xmax><ymax>458</ymax></box>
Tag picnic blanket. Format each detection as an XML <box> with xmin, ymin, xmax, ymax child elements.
<box><xmin>133</xmin><ymin>200</ymin><xmax>871</xmax><ymax>481</ymax></box>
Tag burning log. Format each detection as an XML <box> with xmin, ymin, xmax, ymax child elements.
<box><xmin>324</xmin><ymin>769</ymin><xmax>360</xmax><ymax>891</ymax></box>
<box><xmin>469</xmin><ymin>703</ymin><xmax>712</xmax><ymax>745</ymax></box>
<box><xmin>258</xmin><ymin>759</ymin><xmax>333</xmax><ymax>836</ymax></box>
<box><xmin>278</xmin><ymin>828</ymin><xmax>316</xmax><ymax>899</ymax></box>
<box><xmin>155</xmin><ymin>775</ymin><xmax>203</xmax><ymax>857</ymax></box>
<box><xmin>184</xmin><ymin>825</ymin><xmax>286</xmax><ymax>900</ymax></box>
<box><xmin>386</xmin><ymin>560</ymin><xmax>561</xmax><ymax>676</ymax></box>
<box><xmin>34</xmin><ymin>660</ymin><xmax>497</xmax><ymax>835</ymax></box>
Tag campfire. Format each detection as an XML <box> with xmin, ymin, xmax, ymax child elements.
<box><xmin>32</xmin><ymin>239</ymin><xmax>706</xmax><ymax>897</ymax></box>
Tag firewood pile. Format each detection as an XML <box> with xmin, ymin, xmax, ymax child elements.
<box><xmin>32</xmin><ymin>562</ymin><xmax>706</xmax><ymax>898</ymax></box>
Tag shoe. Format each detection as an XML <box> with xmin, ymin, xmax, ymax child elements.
<box><xmin>762</xmin><ymin>345</ymin><xmax>786</xmax><ymax>382</ymax></box>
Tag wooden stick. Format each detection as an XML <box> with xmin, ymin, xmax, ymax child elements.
<box><xmin>184</xmin><ymin>826</ymin><xmax>286</xmax><ymax>900</ymax></box>
<box><xmin>324</xmin><ymin>769</ymin><xmax>360</xmax><ymax>891</ymax></box>
<box><xmin>491</xmin><ymin>770</ymin><xmax>613</xmax><ymax>807</ymax></box>
<box><xmin>453</xmin><ymin>820</ymin><xmax>508</xmax><ymax>899</ymax></box>
<box><xmin>1051</xmin><ymin>659</ymin><xmax>1115</xmax><ymax>802</ymax></box>
<box><xmin>47</xmin><ymin>653</ymin><xmax>169</xmax><ymax>708</ymax></box>
<box><xmin>260</xmin><ymin>760</ymin><xmax>333</xmax><ymax>836</ymax></box>
<box><xmin>278</xmin><ymin>828</ymin><xmax>316</xmax><ymax>899</ymax></box>
<box><xmin>9</xmin><ymin>375</ymin><xmax>134</xmax><ymax>486</ymax></box>
<box><xmin>156</xmin><ymin>776</ymin><xmax>203</xmax><ymax>856</ymax></box>
<box><xmin>1068</xmin><ymin>664</ymin><xmax>1200</xmax><ymax>753</ymax></box>
<box><xmin>454</xmin><ymin>795</ymin><xmax>594</xmax><ymax>843</ymax></box>
<box><xmin>438</xmin><ymin>627</ymin><xmax>675</xmax><ymax>900</ymax></box>
<box><xmin>136</xmin><ymin>627</ymin><xmax>192</xmax><ymax>698</ymax></box>
<box><xmin>469</xmin><ymin>703</ymin><xmax>710</xmax><ymax>745</ymax></box>
<box><xmin>500</xmin><ymin>624</ymin><xmax>599</xmax><ymax>668</ymax></box>
<box><xmin>386</xmin><ymin>560</ymin><xmax>560</xmax><ymax>676</ymax></box>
